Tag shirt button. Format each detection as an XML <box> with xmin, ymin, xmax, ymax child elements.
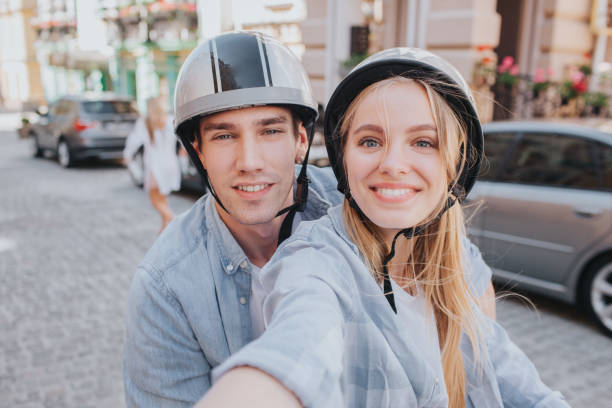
<box><xmin>239</xmin><ymin>297</ymin><xmax>247</xmax><ymax>305</ymax></box>
<box><xmin>240</xmin><ymin>260</ymin><xmax>248</xmax><ymax>269</ymax></box>
<box><xmin>226</xmin><ymin>264</ymin><xmax>234</xmax><ymax>272</ymax></box>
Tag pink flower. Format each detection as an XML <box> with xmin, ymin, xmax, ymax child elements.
<box><xmin>571</xmin><ymin>70</ymin><xmax>585</xmax><ymax>84</ymax></box>
<box><xmin>510</xmin><ymin>65</ymin><xmax>519</xmax><ymax>76</ymax></box>
<box><xmin>500</xmin><ymin>56</ymin><xmax>514</xmax><ymax>69</ymax></box>
<box><xmin>534</xmin><ymin>68</ymin><xmax>545</xmax><ymax>83</ymax></box>
<box><xmin>546</xmin><ymin>67</ymin><xmax>554</xmax><ymax>77</ymax></box>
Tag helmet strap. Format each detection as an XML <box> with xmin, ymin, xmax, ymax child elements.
<box><xmin>180</xmin><ymin>133</ymin><xmax>230</xmax><ymax>214</ymax></box>
<box><xmin>276</xmin><ymin>121</ymin><xmax>315</xmax><ymax>245</ymax></box>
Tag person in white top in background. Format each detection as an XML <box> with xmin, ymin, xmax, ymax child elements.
<box><xmin>127</xmin><ymin>97</ymin><xmax>181</xmax><ymax>231</ymax></box>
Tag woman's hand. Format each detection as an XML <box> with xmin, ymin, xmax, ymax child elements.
<box><xmin>195</xmin><ymin>366</ymin><xmax>302</xmax><ymax>408</ymax></box>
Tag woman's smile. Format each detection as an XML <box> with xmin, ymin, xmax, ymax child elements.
<box><xmin>370</xmin><ymin>183</ymin><xmax>420</xmax><ymax>203</ymax></box>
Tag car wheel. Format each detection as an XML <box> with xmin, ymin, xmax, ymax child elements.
<box><xmin>57</xmin><ymin>140</ymin><xmax>73</xmax><ymax>168</ymax></box>
<box><xmin>30</xmin><ymin>133</ymin><xmax>43</xmax><ymax>158</ymax></box>
<box><xmin>582</xmin><ymin>256</ymin><xmax>612</xmax><ymax>337</ymax></box>
<box><xmin>127</xmin><ymin>147</ymin><xmax>145</xmax><ymax>188</ymax></box>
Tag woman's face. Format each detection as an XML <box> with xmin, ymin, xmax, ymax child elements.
<box><xmin>343</xmin><ymin>81</ymin><xmax>447</xmax><ymax>239</ymax></box>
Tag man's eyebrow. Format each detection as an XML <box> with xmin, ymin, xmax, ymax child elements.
<box><xmin>254</xmin><ymin>116</ymin><xmax>289</xmax><ymax>127</ymax></box>
<box><xmin>201</xmin><ymin>122</ymin><xmax>236</xmax><ymax>131</ymax></box>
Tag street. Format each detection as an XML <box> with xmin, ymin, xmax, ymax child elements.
<box><xmin>0</xmin><ymin>128</ymin><xmax>611</xmax><ymax>407</ymax></box>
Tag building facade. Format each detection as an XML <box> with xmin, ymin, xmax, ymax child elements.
<box><xmin>31</xmin><ymin>0</ymin><xmax>112</xmax><ymax>103</ymax></box>
<box><xmin>301</xmin><ymin>0</ymin><xmax>612</xmax><ymax>120</ymax></box>
<box><xmin>99</xmin><ymin>0</ymin><xmax>199</xmax><ymax>112</ymax></box>
<box><xmin>0</xmin><ymin>0</ymin><xmax>44</xmax><ymax>110</ymax></box>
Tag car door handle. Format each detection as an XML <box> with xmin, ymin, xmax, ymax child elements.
<box><xmin>573</xmin><ymin>207</ymin><xmax>603</xmax><ymax>218</ymax></box>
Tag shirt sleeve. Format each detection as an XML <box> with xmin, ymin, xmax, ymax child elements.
<box><xmin>462</xmin><ymin>236</ymin><xmax>493</xmax><ymax>298</ymax></box>
<box><xmin>484</xmin><ymin>317</ymin><xmax>570</xmax><ymax>408</ymax></box>
<box><xmin>123</xmin><ymin>266</ymin><xmax>211</xmax><ymax>407</ymax></box>
<box><xmin>211</xmin><ymin>240</ymin><xmax>355</xmax><ymax>407</ymax></box>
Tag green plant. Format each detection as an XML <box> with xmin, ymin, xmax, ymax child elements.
<box><xmin>342</xmin><ymin>53</ymin><xmax>368</xmax><ymax>71</ymax></box>
<box><xmin>579</xmin><ymin>64</ymin><xmax>592</xmax><ymax>76</ymax></box>
<box><xmin>585</xmin><ymin>92</ymin><xmax>609</xmax><ymax>108</ymax></box>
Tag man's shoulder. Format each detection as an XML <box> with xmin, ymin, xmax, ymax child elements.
<box><xmin>303</xmin><ymin>165</ymin><xmax>342</xmax><ymax>205</ymax></box>
<box><xmin>281</xmin><ymin>209</ymin><xmax>351</xmax><ymax>256</ymax></box>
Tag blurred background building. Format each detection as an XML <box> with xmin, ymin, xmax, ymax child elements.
<box><xmin>1</xmin><ymin>0</ymin><xmax>611</xmax><ymax>121</ymax></box>
<box><xmin>0</xmin><ymin>0</ymin><xmax>45</xmax><ymax>110</ymax></box>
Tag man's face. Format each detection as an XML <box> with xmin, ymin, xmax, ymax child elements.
<box><xmin>198</xmin><ymin>106</ymin><xmax>307</xmax><ymax>225</ymax></box>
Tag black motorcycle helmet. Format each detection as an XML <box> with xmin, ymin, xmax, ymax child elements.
<box><xmin>324</xmin><ymin>48</ymin><xmax>484</xmax><ymax>312</ymax></box>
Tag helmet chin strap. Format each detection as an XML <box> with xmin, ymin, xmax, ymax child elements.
<box><xmin>276</xmin><ymin>122</ymin><xmax>315</xmax><ymax>245</ymax></box>
<box><xmin>347</xmin><ymin>187</ymin><xmax>460</xmax><ymax>314</ymax></box>
<box><xmin>181</xmin><ymin>122</ymin><xmax>315</xmax><ymax>246</ymax></box>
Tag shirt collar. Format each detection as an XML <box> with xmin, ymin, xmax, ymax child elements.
<box><xmin>204</xmin><ymin>172</ymin><xmax>336</xmax><ymax>275</ymax></box>
<box><xmin>326</xmin><ymin>203</ymin><xmax>360</xmax><ymax>255</ymax></box>
<box><xmin>205</xmin><ymin>195</ymin><xmax>249</xmax><ymax>275</ymax></box>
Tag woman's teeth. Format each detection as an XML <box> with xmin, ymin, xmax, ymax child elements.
<box><xmin>376</xmin><ymin>188</ymin><xmax>412</xmax><ymax>197</ymax></box>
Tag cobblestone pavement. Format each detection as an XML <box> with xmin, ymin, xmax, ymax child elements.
<box><xmin>1</xmin><ymin>128</ymin><xmax>611</xmax><ymax>407</ymax></box>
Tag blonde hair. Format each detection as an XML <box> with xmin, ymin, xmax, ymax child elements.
<box><xmin>145</xmin><ymin>97</ymin><xmax>167</xmax><ymax>141</ymax></box>
<box><xmin>339</xmin><ymin>76</ymin><xmax>482</xmax><ymax>408</ymax></box>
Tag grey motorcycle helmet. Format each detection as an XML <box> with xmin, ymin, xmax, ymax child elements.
<box><xmin>324</xmin><ymin>47</ymin><xmax>483</xmax><ymax>202</ymax></box>
<box><xmin>323</xmin><ymin>48</ymin><xmax>484</xmax><ymax>313</ymax></box>
<box><xmin>173</xmin><ymin>32</ymin><xmax>318</xmax><ymax>242</ymax></box>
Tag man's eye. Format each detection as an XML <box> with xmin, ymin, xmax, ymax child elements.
<box><xmin>263</xmin><ymin>128</ymin><xmax>281</xmax><ymax>135</ymax></box>
<box><xmin>213</xmin><ymin>133</ymin><xmax>232</xmax><ymax>140</ymax></box>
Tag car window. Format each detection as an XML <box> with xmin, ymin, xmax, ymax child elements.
<box><xmin>479</xmin><ymin>131</ymin><xmax>517</xmax><ymax>181</ymax></box>
<box><xmin>81</xmin><ymin>101</ymin><xmax>137</xmax><ymax>114</ymax></box>
<box><xmin>597</xmin><ymin>143</ymin><xmax>612</xmax><ymax>191</ymax></box>
<box><xmin>499</xmin><ymin>132</ymin><xmax>601</xmax><ymax>190</ymax></box>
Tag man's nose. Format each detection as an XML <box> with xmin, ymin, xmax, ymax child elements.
<box><xmin>236</xmin><ymin>135</ymin><xmax>264</xmax><ymax>173</ymax></box>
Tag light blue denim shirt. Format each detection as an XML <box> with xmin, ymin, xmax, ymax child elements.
<box><xmin>123</xmin><ymin>165</ymin><xmax>494</xmax><ymax>407</ymax></box>
<box><xmin>213</xmin><ymin>205</ymin><xmax>569</xmax><ymax>408</ymax></box>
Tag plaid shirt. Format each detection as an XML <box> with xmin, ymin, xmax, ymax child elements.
<box><xmin>213</xmin><ymin>205</ymin><xmax>569</xmax><ymax>408</ymax></box>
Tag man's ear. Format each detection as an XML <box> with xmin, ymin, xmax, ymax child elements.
<box><xmin>193</xmin><ymin>139</ymin><xmax>206</xmax><ymax>167</ymax></box>
<box><xmin>295</xmin><ymin>123</ymin><xmax>308</xmax><ymax>163</ymax></box>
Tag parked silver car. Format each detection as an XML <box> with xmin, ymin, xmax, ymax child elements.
<box><xmin>466</xmin><ymin>120</ymin><xmax>612</xmax><ymax>336</ymax></box>
<box><xmin>30</xmin><ymin>94</ymin><xmax>138</xmax><ymax>167</ymax></box>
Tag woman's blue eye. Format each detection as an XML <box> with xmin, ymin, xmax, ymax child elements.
<box><xmin>415</xmin><ymin>140</ymin><xmax>433</xmax><ymax>148</ymax></box>
<box><xmin>360</xmin><ymin>138</ymin><xmax>380</xmax><ymax>148</ymax></box>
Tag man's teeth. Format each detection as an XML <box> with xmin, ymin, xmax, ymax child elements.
<box><xmin>376</xmin><ymin>188</ymin><xmax>412</xmax><ymax>197</ymax></box>
<box><xmin>237</xmin><ymin>184</ymin><xmax>268</xmax><ymax>192</ymax></box>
